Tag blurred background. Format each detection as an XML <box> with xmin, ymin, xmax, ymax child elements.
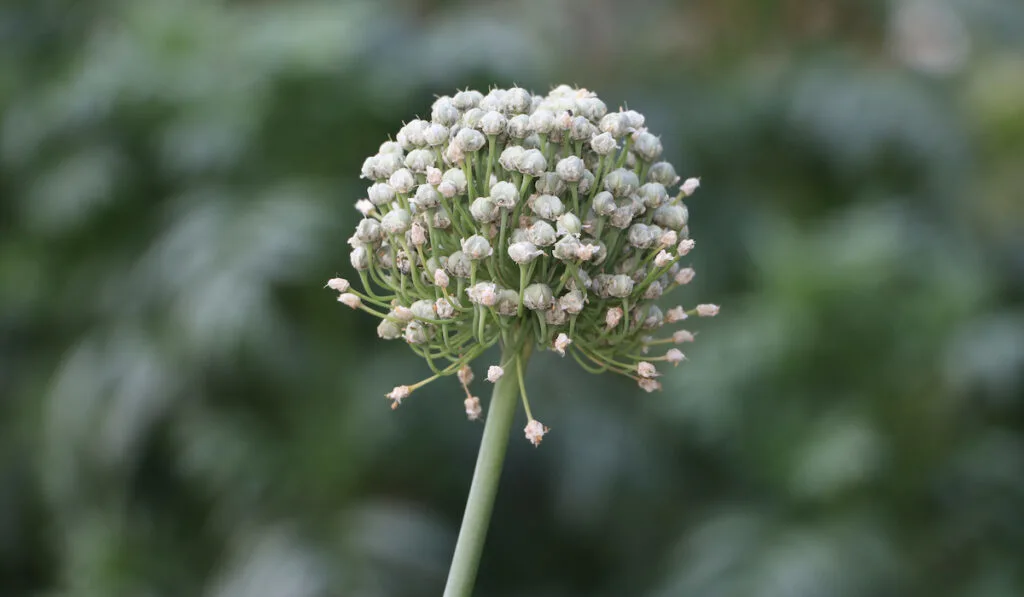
<box><xmin>2</xmin><ymin>0</ymin><xmax>1023</xmax><ymax>595</ymax></box>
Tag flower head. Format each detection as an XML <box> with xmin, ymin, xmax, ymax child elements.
<box><xmin>329</xmin><ymin>85</ymin><xmax>718</xmax><ymax>442</ymax></box>
<box><xmin>524</xmin><ymin>419</ymin><xmax>549</xmax><ymax>447</ymax></box>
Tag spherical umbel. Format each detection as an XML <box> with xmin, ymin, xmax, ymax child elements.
<box><xmin>327</xmin><ymin>85</ymin><xmax>717</xmax><ymax>443</ymax></box>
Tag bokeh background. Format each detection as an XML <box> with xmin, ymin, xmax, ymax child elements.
<box><xmin>3</xmin><ymin>0</ymin><xmax>1024</xmax><ymax>595</ymax></box>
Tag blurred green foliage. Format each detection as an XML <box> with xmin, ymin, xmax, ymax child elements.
<box><xmin>2</xmin><ymin>0</ymin><xmax>1023</xmax><ymax>595</ymax></box>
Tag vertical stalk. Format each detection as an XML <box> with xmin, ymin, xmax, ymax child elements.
<box><xmin>443</xmin><ymin>341</ymin><xmax>530</xmax><ymax>597</ymax></box>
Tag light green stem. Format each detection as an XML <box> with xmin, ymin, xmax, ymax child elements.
<box><xmin>443</xmin><ymin>342</ymin><xmax>530</xmax><ymax>597</ymax></box>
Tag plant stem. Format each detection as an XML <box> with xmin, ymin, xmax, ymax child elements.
<box><xmin>443</xmin><ymin>341</ymin><xmax>530</xmax><ymax>597</ymax></box>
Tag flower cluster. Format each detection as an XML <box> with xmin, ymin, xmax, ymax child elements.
<box><xmin>328</xmin><ymin>85</ymin><xmax>718</xmax><ymax>445</ymax></box>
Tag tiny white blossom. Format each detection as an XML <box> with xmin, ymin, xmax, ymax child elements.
<box><xmin>486</xmin><ymin>366</ymin><xmax>504</xmax><ymax>383</ymax></box>
<box><xmin>524</xmin><ymin>419</ymin><xmax>549</xmax><ymax>447</ymax></box>
<box><xmin>666</xmin><ymin>348</ymin><xmax>685</xmax><ymax>366</ymax></box>
<box><xmin>638</xmin><ymin>378</ymin><xmax>662</xmax><ymax>393</ymax></box>
<box><xmin>355</xmin><ymin>199</ymin><xmax>374</xmax><ymax>216</ymax></box>
<box><xmin>465</xmin><ymin>396</ymin><xmax>482</xmax><ymax>421</ymax></box>
<box><xmin>637</xmin><ymin>361</ymin><xmax>659</xmax><ymax>378</ymax></box>
<box><xmin>673</xmin><ymin>330</ymin><xmax>695</xmax><ymax>343</ymax></box>
<box><xmin>338</xmin><ymin>293</ymin><xmax>361</xmax><ymax>309</ymax></box>
<box><xmin>675</xmin><ymin>267</ymin><xmax>696</xmax><ymax>285</ymax></box>
<box><xmin>696</xmin><ymin>303</ymin><xmax>720</xmax><ymax>317</ymax></box>
<box><xmin>426</xmin><ymin>167</ymin><xmax>443</xmax><ymax>186</ymax></box>
<box><xmin>434</xmin><ymin>269</ymin><xmax>450</xmax><ymax>288</ymax></box>
<box><xmin>326</xmin><ymin>278</ymin><xmax>350</xmax><ymax>292</ymax></box>
<box><xmin>654</xmin><ymin>250</ymin><xmax>674</xmax><ymax>268</ymax></box>
<box><xmin>665</xmin><ymin>306</ymin><xmax>687</xmax><ymax>323</ymax></box>
<box><xmin>553</xmin><ymin>333</ymin><xmax>572</xmax><ymax>356</ymax></box>
<box><xmin>677</xmin><ymin>238</ymin><xmax>696</xmax><ymax>256</ymax></box>
<box><xmin>387</xmin><ymin>385</ymin><xmax>410</xmax><ymax>409</ymax></box>
<box><xmin>681</xmin><ymin>177</ymin><xmax>700</xmax><ymax>196</ymax></box>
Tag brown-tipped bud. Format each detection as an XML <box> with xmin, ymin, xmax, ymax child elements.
<box><xmin>457</xmin><ymin>364</ymin><xmax>474</xmax><ymax>385</ymax></box>
<box><xmin>524</xmin><ymin>419</ymin><xmax>549</xmax><ymax>446</ymax></box>
<box><xmin>465</xmin><ymin>396</ymin><xmax>482</xmax><ymax>421</ymax></box>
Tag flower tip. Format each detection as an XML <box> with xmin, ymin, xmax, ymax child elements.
<box><xmin>386</xmin><ymin>385</ymin><xmax>411</xmax><ymax>408</ymax></box>
<box><xmin>637</xmin><ymin>361</ymin><xmax>660</xmax><ymax>378</ymax></box>
<box><xmin>682</xmin><ymin>177</ymin><xmax>700</xmax><ymax>196</ymax></box>
<box><xmin>524</xmin><ymin>419</ymin><xmax>549</xmax><ymax>447</ymax></box>
<box><xmin>666</xmin><ymin>348</ymin><xmax>686</xmax><ymax>366</ymax></box>
<box><xmin>338</xmin><ymin>293</ymin><xmax>361</xmax><ymax>309</ymax></box>
<box><xmin>326</xmin><ymin>277</ymin><xmax>350</xmax><ymax>292</ymax></box>
<box><xmin>696</xmin><ymin>304</ymin><xmax>720</xmax><ymax>317</ymax></box>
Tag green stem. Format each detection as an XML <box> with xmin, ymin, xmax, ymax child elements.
<box><xmin>443</xmin><ymin>341</ymin><xmax>530</xmax><ymax>597</ymax></box>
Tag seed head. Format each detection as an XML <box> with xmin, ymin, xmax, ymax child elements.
<box><xmin>329</xmin><ymin>85</ymin><xmax>717</xmax><ymax>438</ymax></box>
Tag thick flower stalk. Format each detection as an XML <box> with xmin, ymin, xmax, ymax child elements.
<box><xmin>327</xmin><ymin>85</ymin><xmax>718</xmax><ymax>444</ymax></box>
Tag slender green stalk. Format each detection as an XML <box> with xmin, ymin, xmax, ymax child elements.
<box><xmin>443</xmin><ymin>341</ymin><xmax>530</xmax><ymax>597</ymax></box>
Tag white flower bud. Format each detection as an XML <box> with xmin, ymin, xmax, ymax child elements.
<box><xmin>524</xmin><ymin>419</ymin><xmax>549</xmax><ymax>447</ymax></box>
<box><xmin>437</xmin><ymin>181</ymin><xmax>458</xmax><ymax>199</ymax></box>
<box><xmin>638</xmin><ymin>378</ymin><xmax>661</xmax><ymax>393</ymax></box>
<box><xmin>696</xmin><ymin>303</ymin><xmax>719</xmax><ymax>317</ymax></box>
<box><xmin>356</xmin><ymin>218</ymin><xmax>382</xmax><ymax>243</ymax></box>
<box><xmin>410</xmin><ymin>222</ymin><xmax>428</xmax><ymax>246</ymax></box>
<box><xmin>599</xmin><ymin>113</ymin><xmax>627</xmax><ymax>137</ymax></box>
<box><xmin>412</xmin><ymin>184</ymin><xmax>440</xmax><ymax>209</ymax></box>
<box><xmin>632</xmin><ymin>131</ymin><xmax>663</xmax><ymax>161</ymax></box>
<box><xmin>516</xmin><ymin>149</ymin><xmax>547</xmax><ymax>176</ymax></box>
<box><xmin>556</xmin><ymin>213</ymin><xmax>582</xmax><ymax>236</ymax></box>
<box><xmin>435</xmin><ymin>298</ymin><xmax>456</xmax><ymax>319</ymax></box>
<box><xmin>499</xmin><ymin>145</ymin><xmax>525</xmax><ymax>171</ymax></box>
<box><xmin>675</xmin><ymin>268</ymin><xmax>695</xmax><ymax>285</ymax></box>
<box><xmin>607</xmin><ymin>274</ymin><xmax>634</xmax><ymax>298</ymax></box>
<box><xmin>455</xmin><ymin>128</ymin><xmax>486</xmax><ymax>152</ymax></box>
<box><xmin>426</xmin><ymin>167</ymin><xmax>443</xmax><ymax>186</ymax></box>
<box><xmin>552</xmin><ymin>235</ymin><xmax>582</xmax><ymax>261</ymax></box>
<box><xmin>605</xmin><ymin>306</ymin><xmax>623</xmax><ymax>328</ymax></box>
<box><xmin>505</xmin><ymin>87</ymin><xmax>532</xmax><ymax>114</ymax></box>
<box><xmin>569</xmin><ymin>116</ymin><xmax>596</xmax><ymax>141</ymax></box>
<box><xmin>660</xmin><ymin>230</ymin><xmax>678</xmax><ymax>248</ymax></box>
<box><xmin>378</xmin><ymin>140</ymin><xmax>403</xmax><ymax>155</ymax></box>
<box><xmin>431</xmin><ymin>96</ymin><xmax>460</xmax><ymax>125</ymax></box>
<box><xmin>404</xmin><ymin>320</ymin><xmax>430</xmax><ymax>344</ymax></box>
<box><xmin>559</xmin><ymin>290</ymin><xmax>585</xmax><ymax>314</ymax></box>
<box><xmin>445</xmin><ymin>142</ymin><xmax>465</xmax><ymax>165</ymax></box>
<box><xmin>404</xmin><ymin>148</ymin><xmax>435</xmax><ymax>173</ymax></box>
<box><xmin>479</xmin><ymin>110</ymin><xmax>507</xmax><ymax>136</ymax></box>
<box><xmin>576</xmin><ymin>96</ymin><xmax>607</xmax><ymax>121</ymax></box>
<box><xmin>368</xmin><ymin>182</ymin><xmax>396</xmax><ymax>206</ymax></box>
<box><xmin>654</xmin><ymin>250</ymin><xmax>674</xmax><ymax>268</ymax></box>
<box><xmin>553</xmin><ymin>333</ymin><xmax>572</xmax><ymax>356</ymax></box>
<box><xmin>338</xmin><ymin>293</ymin><xmax>361</xmax><ymax>309</ymax></box>
<box><xmin>653</xmin><ymin>204</ymin><xmax>688</xmax><ymax>230</ymax></box>
<box><xmin>508</xmin><ymin>241</ymin><xmax>544</xmax><ymax>264</ymax></box>
<box><xmin>387</xmin><ymin>385</ymin><xmax>411</xmax><ymax>408</ymax></box>
<box><xmin>532</xmin><ymin>194</ymin><xmax>564</xmax><ymax>220</ymax></box>
<box><xmin>433</xmin><ymin>208</ymin><xmax>452</xmax><ymax>229</ymax></box>
<box><xmin>409</xmin><ymin>299</ymin><xmax>435</xmax><ymax>320</ymax></box>
<box><xmin>593</xmin><ymin>191</ymin><xmax>617</xmax><ymax>216</ymax></box>
<box><xmin>529</xmin><ymin>109</ymin><xmax>555</xmax><ymax>134</ymax></box>
<box><xmin>401</xmin><ymin>119</ymin><xmax>429</xmax><ymax>148</ymax></box>
<box><xmin>673</xmin><ymin>330</ymin><xmax>695</xmax><ymax>344</ymax></box>
<box><xmin>466</xmin><ymin>196</ymin><xmax>497</xmax><ymax>223</ymax></box>
<box><xmin>465</xmin><ymin>396</ymin><xmax>482</xmax><ymax>421</ymax></box>
<box><xmin>326</xmin><ymin>278</ymin><xmax>350</xmax><ymax>292</ymax></box>
<box><xmin>467</xmin><ymin>282</ymin><xmax>498</xmax><ymax>306</ymax></box>
<box><xmin>507</xmin><ymin>114</ymin><xmax>531</xmax><ymax>138</ymax></box>
<box><xmin>555</xmin><ymin>156</ymin><xmax>585</xmax><ymax>182</ymax></box>
<box><xmin>495</xmin><ymin>289</ymin><xmax>520</xmax><ymax>316</ymax></box>
<box><xmin>648</xmin><ymin>162</ymin><xmax>680</xmax><ymax>187</ymax></box>
<box><xmin>526</xmin><ymin>220</ymin><xmax>557</xmax><ymax>246</ymax></box>
<box><xmin>638</xmin><ymin>183</ymin><xmax>668</xmax><ymax>209</ymax></box>
<box><xmin>665</xmin><ymin>306</ymin><xmax>687</xmax><ymax>323</ymax></box>
<box><xmin>621</xmin><ymin>110</ymin><xmax>645</xmax><ymax>131</ymax></box>
<box><xmin>461</xmin><ymin>235</ymin><xmax>493</xmax><ymax>260</ymax></box>
<box><xmin>523</xmin><ymin>283</ymin><xmax>554</xmax><ymax>311</ymax></box>
<box><xmin>590</xmin><ymin>132</ymin><xmax>618</xmax><ymax>155</ymax></box>
<box><xmin>424</xmin><ymin>123</ymin><xmax>449</xmax><ymax>146</ymax></box>
<box><xmin>433</xmin><ymin>269</ymin><xmax>450</xmax><ymax>288</ymax></box>
<box><xmin>388</xmin><ymin>168</ymin><xmax>416</xmax><ymax>194</ymax></box>
<box><xmin>637</xmin><ymin>361</ymin><xmax>659</xmax><ymax>378</ymax></box>
<box><xmin>381</xmin><ymin>209</ymin><xmax>412</xmax><ymax>235</ymax></box>
<box><xmin>487</xmin><ymin>366</ymin><xmax>504</xmax><ymax>383</ymax></box>
<box><xmin>355</xmin><ymin>199</ymin><xmax>374</xmax><ymax>217</ymax></box>
<box><xmin>446</xmin><ymin>250</ymin><xmax>472</xmax><ymax>278</ymax></box>
<box><xmin>350</xmin><ymin>246</ymin><xmax>369</xmax><ymax>271</ymax></box>
<box><xmin>377</xmin><ymin>318</ymin><xmax>402</xmax><ymax>339</ymax></box>
<box><xmin>682</xmin><ymin>177</ymin><xmax>701</xmax><ymax>196</ymax></box>
<box><xmin>391</xmin><ymin>306</ymin><xmax>414</xmax><ymax>322</ymax></box>
<box><xmin>666</xmin><ymin>348</ymin><xmax>685</xmax><ymax>366</ymax></box>
<box><xmin>677</xmin><ymin>238</ymin><xmax>696</xmax><ymax>256</ymax></box>
<box><xmin>457</xmin><ymin>363</ymin><xmax>474</xmax><ymax>385</ymax></box>
<box><xmin>452</xmin><ymin>90</ymin><xmax>483</xmax><ymax>110</ymax></box>
<box><xmin>490</xmin><ymin>181</ymin><xmax>518</xmax><ymax>208</ymax></box>
<box><xmin>534</xmin><ymin>172</ymin><xmax>565</xmax><ymax>197</ymax></box>
<box><xmin>579</xmin><ymin>169</ymin><xmax>595</xmax><ymax>194</ymax></box>
<box><xmin>575</xmin><ymin>242</ymin><xmax>599</xmax><ymax>262</ymax></box>
<box><xmin>604</xmin><ymin>168</ymin><xmax>640</xmax><ymax>197</ymax></box>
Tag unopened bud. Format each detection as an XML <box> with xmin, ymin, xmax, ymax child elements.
<box><xmin>673</xmin><ymin>329</ymin><xmax>695</xmax><ymax>343</ymax></box>
<box><xmin>338</xmin><ymin>293</ymin><xmax>361</xmax><ymax>309</ymax></box>
<box><xmin>487</xmin><ymin>366</ymin><xmax>504</xmax><ymax>383</ymax></box>
<box><xmin>665</xmin><ymin>306</ymin><xmax>687</xmax><ymax>323</ymax></box>
<box><xmin>326</xmin><ymin>278</ymin><xmax>350</xmax><ymax>292</ymax></box>
<box><xmin>681</xmin><ymin>177</ymin><xmax>701</xmax><ymax>196</ymax></box>
<box><xmin>410</xmin><ymin>222</ymin><xmax>427</xmax><ymax>246</ymax></box>
<box><xmin>675</xmin><ymin>268</ymin><xmax>695</xmax><ymax>285</ymax></box>
<box><xmin>696</xmin><ymin>303</ymin><xmax>719</xmax><ymax>317</ymax></box>
<box><xmin>508</xmin><ymin>241</ymin><xmax>544</xmax><ymax>264</ymax></box>
<box><xmin>677</xmin><ymin>238</ymin><xmax>695</xmax><ymax>256</ymax></box>
<box><xmin>434</xmin><ymin>269</ymin><xmax>450</xmax><ymax>288</ymax></box>
<box><xmin>606</xmin><ymin>306</ymin><xmax>623</xmax><ymax>328</ymax></box>
<box><xmin>637</xmin><ymin>361</ymin><xmax>659</xmax><ymax>378</ymax></box>
<box><xmin>523</xmin><ymin>283</ymin><xmax>554</xmax><ymax>311</ymax></box>
<box><xmin>464</xmin><ymin>396</ymin><xmax>483</xmax><ymax>421</ymax></box>
<box><xmin>553</xmin><ymin>333</ymin><xmax>572</xmax><ymax>356</ymax></box>
<box><xmin>654</xmin><ymin>250</ymin><xmax>674</xmax><ymax>268</ymax></box>
<box><xmin>666</xmin><ymin>348</ymin><xmax>685</xmax><ymax>366</ymax></box>
<box><xmin>638</xmin><ymin>378</ymin><xmax>662</xmax><ymax>393</ymax></box>
<box><xmin>524</xmin><ymin>419</ymin><xmax>549</xmax><ymax>447</ymax></box>
<box><xmin>461</xmin><ymin>235</ymin><xmax>493</xmax><ymax>260</ymax></box>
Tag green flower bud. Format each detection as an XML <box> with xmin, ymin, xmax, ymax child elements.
<box><xmin>637</xmin><ymin>183</ymin><xmax>668</xmax><ymax>209</ymax></box>
<box><xmin>555</xmin><ymin>156</ymin><xmax>585</xmax><ymax>182</ymax></box>
<box><xmin>516</xmin><ymin>148</ymin><xmax>547</xmax><ymax>176</ymax></box>
<box><xmin>470</xmin><ymin>196</ymin><xmax>499</xmax><ymax>223</ymax></box>
<box><xmin>411</xmin><ymin>299</ymin><xmax>436</xmax><ymax>319</ymax></box>
<box><xmin>633</xmin><ymin>131</ymin><xmax>663</xmax><ymax>161</ymax></box>
<box><xmin>643</xmin><ymin>305</ymin><xmax>664</xmax><ymax>329</ymax></box>
<box><xmin>461</xmin><ymin>235</ymin><xmax>493</xmax><ymax>260</ymax></box>
<box><xmin>490</xmin><ymin>181</ymin><xmax>519</xmax><ymax>208</ymax></box>
<box><xmin>628</xmin><ymin>224</ymin><xmax>656</xmax><ymax>249</ymax></box>
<box><xmin>523</xmin><ymin>283</ymin><xmax>554</xmax><ymax>311</ymax></box>
<box><xmin>356</xmin><ymin>218</ymin><xmax>382</xmax><ymax>244</ymax></box>
<box><xmin>604</xmin><ymin>168</ymin><xmax>640</xmax><ymax>197</ymax></box>
<box><xmin>652</xmin><ymin>204</ymin><xmax>688</xmax><ymax>230</ymax></box>
<box><xmin>532</xmin><ymin>194</ymin><xmax>564</xmax><ymax>220</ymax></box>
<box><xmin>579</xmin><ymin>169</ymin><xmax>595</xmax><ymax>195</ymax></box>
<box><xmin>647</xmin><ymin>161</ymin><xmax>680</xmax><ymax>187</ymax></box>
<box><xmin>377</xmin><ymin>318</ymin><xmax>403</xmax><ymax>339</ymax></box>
